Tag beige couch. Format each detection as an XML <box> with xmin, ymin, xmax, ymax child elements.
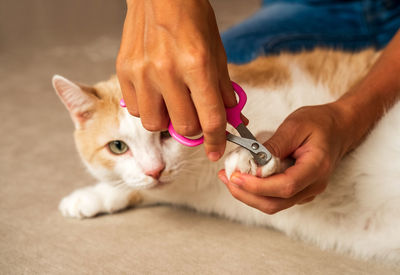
<box><xmin>1</xmin><ymin>0</ymin><xmax>399</xmax><ymax>273</ymax></box>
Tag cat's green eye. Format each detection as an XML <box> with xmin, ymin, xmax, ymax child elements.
<box><xmin>108</xmin><ymin>140</ymin><xmax>129</xmax><ymax>155</ymax></box>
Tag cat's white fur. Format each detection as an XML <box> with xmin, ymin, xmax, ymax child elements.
<box><xmin>54</xmin><ymin>60</ymin><xmax>400</xmax><ymax>263</ymax></box>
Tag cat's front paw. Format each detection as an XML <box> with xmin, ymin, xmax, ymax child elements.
<box><xmin>59</xmin><ymin>188</ymin><xmax>105</xmax><ymax>219</ymax></box>
<box><xmin>59</xmin><ymin>183</ymin><xmax>140</xmax><ymax>219</ymax></box>
<box><xmin>224</xmin><ymin>147</ymin><xmax>282</xmax><ymax>180</ymax></box>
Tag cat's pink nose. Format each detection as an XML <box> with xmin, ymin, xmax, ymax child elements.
<box><xmin>145</xmin><ymin>164</ymin><xmax>165</xmax><ymax>180</ymax></box>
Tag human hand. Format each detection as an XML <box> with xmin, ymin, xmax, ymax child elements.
<box><xmin>218</xmin><ymin>102</ymin><xmax>356</xmax><ymax>214</ymax></box>
<box><xmin>116</xmin><ymin>0</ymin><xmax>237</xmax><ymax>161</ymax></box>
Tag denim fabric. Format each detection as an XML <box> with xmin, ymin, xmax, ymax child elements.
<box><xmin>222</xmin><ymin>0</ymin><xmax>400</xmax><ymax>64</ymax></box>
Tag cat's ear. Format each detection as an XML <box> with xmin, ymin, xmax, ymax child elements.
<box><xmin>52</xmin><ymin>75</ymin><xmax>100</xmax><ymax>128</ymax></box>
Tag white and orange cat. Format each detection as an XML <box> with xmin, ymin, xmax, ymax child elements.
<box><xmin>53</xmin><ymin>49</ymin><xmax>400</xmax><ymax>263</ymax></box>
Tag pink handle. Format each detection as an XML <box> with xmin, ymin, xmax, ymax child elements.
<box><xmin>168</xmin><ymin>123</ymin><xmax>204</xmax><ymax>147</ymax></box>
<box><xmin>120</xmin><ymin>81</ymin><xmax>246</xmax><ymax>147</ymax></box>
<box><xmin>119</xmin><ymin>99</ymin><xmax>126</xmax><ymax>108</ymax></box>
<box><xmin>226</xmin><ymin>81</ymin><xmax>247</xmax><ymax>128</ymax></box>
<box><xmin>167</xmin><ymin>81</ymin><xmax>246</xmax><ymax>146</ymax></box>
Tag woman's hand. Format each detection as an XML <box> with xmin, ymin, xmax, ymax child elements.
<box><xmin>217</xmin><ymin>29</ymin><xmax>400</xmax><ymax>214</ymax></box>
<box><xmin>116</xmin><ymin>0</ymin><xmax>236</xmax><ymax>161</ymax></box>
<box><xmin>218</xmin><ymin>102</ymin><xmax>357</xmax><ymax>214</ymax></box>
<box><xmin>218</xmin><ymin>30</ymin><xmax>400</xmax><ymax>214</ymax></box>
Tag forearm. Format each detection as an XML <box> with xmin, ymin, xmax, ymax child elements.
<box><xmin>119</xmin><ymin>0</ymin><xmax>234</xmax><ymax>161</ymax></box>
<box><xmin>334</xmin><ymin>30</ymin><xmax>400</xmax><ymax>153</ymax></box>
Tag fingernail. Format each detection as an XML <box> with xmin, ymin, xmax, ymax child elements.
<box><xmin>218</xmin><ymin>174</ymin><xmax>228</xmax><ymax>184</ymax></box>
<box><xmin>208</xmin><ymin>152</ymin><xmax>221</xmax><ymax>162</ymax></box>
<box><xmin>230</xmin><ymin>175</ymin><xmax>244</xmax><ymax>186</ymax></box>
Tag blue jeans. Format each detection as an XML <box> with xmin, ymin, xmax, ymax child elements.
<box><xmin>221</xmin><ymin>0</ymin><xmax>400</xmax><ymax>64</ymax></box>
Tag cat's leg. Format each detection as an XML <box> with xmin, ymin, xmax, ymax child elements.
<box><xmin>59</xmin><ymin>182</ymin><xmax>142</xmax><ymax>219</ymax></box>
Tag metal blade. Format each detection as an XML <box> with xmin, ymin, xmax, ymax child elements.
<box><xmin>235</xmin><ymin>123</ymin><xmax>256</xmax><ymax>140</ymax></box>
<box><xmin>226</xmin><ymin>133</ymin><xmax>272</xmax><ymax>166</ymax></box>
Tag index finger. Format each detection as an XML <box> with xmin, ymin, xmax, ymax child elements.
<box><xmin>231</xmin><ymin>151</ymin><xmax>321</xmax><ymax>198</ymax></box>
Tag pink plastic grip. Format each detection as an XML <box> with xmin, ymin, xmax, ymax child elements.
<box><xmin>168</xmin><ymin>123</ymin><xmax>204</xmax><ymax>147</ymax></box>
<box><xmin>226</xmin><ymin>81</ymin><xmax>247</xmax><ymax>128</ymax></box>
<box><xmin>167</xmin><ymin>81</ymin><xmax>246</xmax><ymax>146</ymax></box>
<box><xmin>119</xmin><ymin>99</ymin><xmax>126</xmax><ymax>108</ymax></box>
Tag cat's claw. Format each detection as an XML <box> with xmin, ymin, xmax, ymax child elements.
<box><xmin>224</xmin><ymin>147</ymin><xmax>282</xmax><ymax>180</ymax></box>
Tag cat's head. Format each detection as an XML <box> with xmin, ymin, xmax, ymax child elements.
<box><xmin>52</xmin><ymin>75</ymin><xmax>203</xmax><ymax>189</ymax></box>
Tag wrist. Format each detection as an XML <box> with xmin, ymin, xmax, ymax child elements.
<box><xmin>327</xmin><ymin>99</ymin><xmax>360</xmax><ymax>157</ymax></box>
<box><xmin>330</xmin><ymin>86</ymin><xmax>383</xmax><ymax>154</ymax></box>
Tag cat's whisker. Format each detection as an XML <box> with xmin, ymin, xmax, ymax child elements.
<box><xmin>186</xmin><ymin>149</ymin><xmax>203</xmax><ymax>157</ymax></box>
<box><xmin>175</xmin><ymin>168</ymin><xmax>202</xmax><ymax>174</ymax></box>
<box><xmin>110</xmin><ymin>181</ymin><xmax>130</xmax><ymax>191</ymax></box>
<box><xmin>171</xmin><ymin>158</ymin><xmax>205</xmax><ymax>170</ymax></box>
<box><xmin>115</xmin><ymin>183</ymin><xmax>130</xmax><ymax>191</ymax></box>
<box><xmin>108</xmin><ymin>180</ymin><xmax>124</xmax><ymax>187</ymax></box>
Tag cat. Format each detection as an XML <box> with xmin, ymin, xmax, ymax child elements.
<box><xmin>52</xmin><ymin>49</ymin><xmax>400</xmax><ymax>263</ymax></box>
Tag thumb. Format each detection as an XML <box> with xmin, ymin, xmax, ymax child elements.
<box><xmin>264</xmin><ymin>122</ymin><xmax>307</xmax><ymax>159</ymax></box>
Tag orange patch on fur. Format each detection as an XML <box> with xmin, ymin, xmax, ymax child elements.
<box><xmin>228</xmin><ymin>48</ymin><xmax>381</xmax><ymax>98</ymax></box>
<box><xmin>128</xmin><ymin>191</ymin><xmax>143</xmax><ymax>206</ymax></box>
<box><xmin>74</xmin><ymin>76</ymin><xmax>123</xmax><ymax>170</ymax></box>
<box><xmin>229</xmin><ymin>56</ymin><xmax>291</xmax><ymax>88</ymax></box>
<box><xmin>288</xmin><ymin>48</ymin><xmax>381</xmax><ymax>97</ymax></box>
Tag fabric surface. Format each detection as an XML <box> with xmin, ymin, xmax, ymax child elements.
<box><xmin>222</xmin><ymin>0</ymin><xmax>400</xmax><ymax>63</ymax></box>
<box><xmin>1</xmin><ymin>0</ymin><xmax>399</xmax><ymax>274</ymax></box>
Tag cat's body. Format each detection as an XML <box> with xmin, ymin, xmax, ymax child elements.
<box><xmin>53</xmin><ymin>49</ymin><xmax>400</xmax><ymax>263</ymax></box>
